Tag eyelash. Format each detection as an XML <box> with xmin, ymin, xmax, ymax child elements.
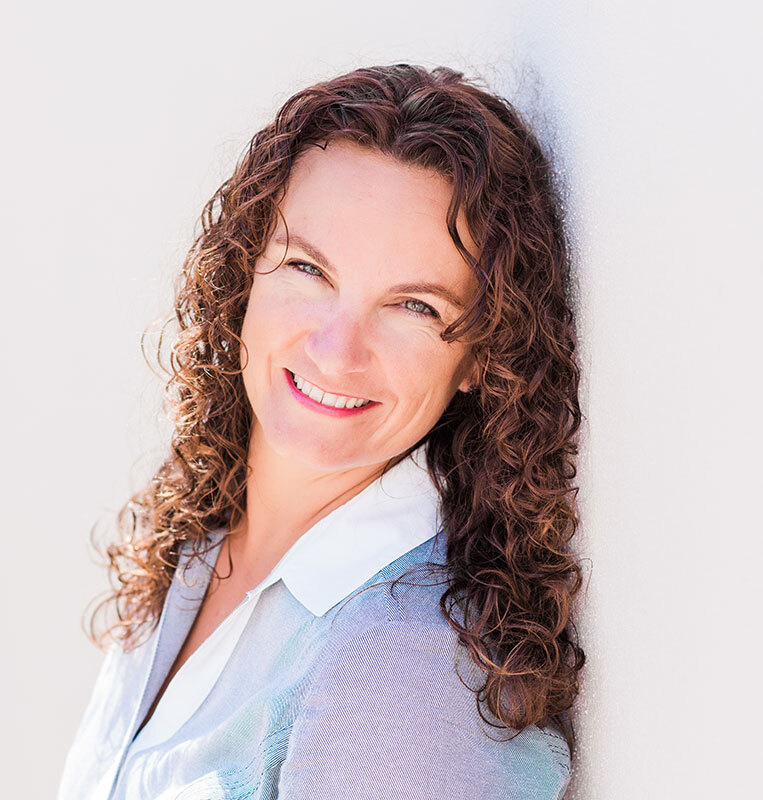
<box><xmin>286</xmin><ymin>260</ymin><xmax>441</xmax><ymax>320</ymax></box>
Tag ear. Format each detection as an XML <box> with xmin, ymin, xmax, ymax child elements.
<box><xmin>457</xmin><ymin>359</ymin><xmax>479</xmax><ymax>394</ymax></box>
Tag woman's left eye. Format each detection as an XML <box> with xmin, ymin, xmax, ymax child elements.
<box><xmin>401</xmin><ymin>299</ymin><xmax>439</xmax><ymax>319</ymax></box>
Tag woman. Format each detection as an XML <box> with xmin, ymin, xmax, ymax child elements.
<box><xmin>58</xmin><ymin>63</ymin><xmax>585</xmax><ymax>799</ymax></box>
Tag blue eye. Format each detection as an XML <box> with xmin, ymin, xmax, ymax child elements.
<box><xmin>401</xmin><ymin>299</ymin><xmax>440</xmax><ymax>319</ymax></box>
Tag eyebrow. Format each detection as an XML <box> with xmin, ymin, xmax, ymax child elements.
<box><xmin>272</xmin><ymin>231</ymin><xmax>467</xmax><ymax>310</ymax></box>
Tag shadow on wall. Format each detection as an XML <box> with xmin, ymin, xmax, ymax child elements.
<box><xmin>491</xmin><ymin>19</ymin><xmax>595</xmax><ymax>800</ymax></box>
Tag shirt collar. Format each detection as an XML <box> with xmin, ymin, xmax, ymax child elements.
<box><xmin>248</xmin><ymin>441</ymin><xmax>443</xmax><ymax>617</ymax></box>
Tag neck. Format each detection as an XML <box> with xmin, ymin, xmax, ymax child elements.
<box><xmin>226</xmin><ymin>423</ymin><xmax>392</xmax><ymax>586</ymax></box>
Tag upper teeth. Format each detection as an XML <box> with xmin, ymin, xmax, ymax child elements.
<box><xmin>291</xmin><ymin>372</ymin><xmax>371</xmax><ymax>409</ymax></box>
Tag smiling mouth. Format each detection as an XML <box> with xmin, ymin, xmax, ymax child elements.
<box><xmin>288</xmin><ymin>370</ymin><xmax>372</xmax><ymax>409</ymax></box>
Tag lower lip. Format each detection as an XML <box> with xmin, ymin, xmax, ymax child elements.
<box><xmin>283</xmin><ymin>369</ymin><xmax>378</xmax><ymax>417</ymax></box>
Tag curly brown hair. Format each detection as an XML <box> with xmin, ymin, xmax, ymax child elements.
<box><xmin>86</xmin><ymin>63</ymin><xmax>585</xmax><ymax>753</ymax></box>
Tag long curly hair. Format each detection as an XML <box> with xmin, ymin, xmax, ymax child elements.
<box><xmin>86</xmin><ymin>63</ymin><xmax>585</xmax><ymax>753</ymax></box>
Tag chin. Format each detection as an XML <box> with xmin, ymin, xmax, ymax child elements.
<box><xmin>264</xmin><ymin>424</ymin><xmax>367</xmax><ymax>472</ymax></box>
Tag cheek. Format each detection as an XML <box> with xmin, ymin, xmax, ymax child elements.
<box><xmin>381</xmin><ymin>332</ymin><xmax>464</xmax><ymax>400</ymax></box>
<box><xmin>242</xmin><ymin>279</ymin><xmax>313</xmax><ymax>345</ymax></box>
<box><xmin>239</xmin><ymin>288</ymin><xmax>283</xmax><ymax>386</ymax></box>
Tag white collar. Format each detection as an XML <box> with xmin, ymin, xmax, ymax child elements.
<box><xmin>234</xmin><ymin>441</ymin><xmax>443</xmax><ymax>617</ymax></box>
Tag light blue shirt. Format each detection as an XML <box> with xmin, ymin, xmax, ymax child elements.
<box><xmin>57</xmin><ymin>445</ymin><xmax>571</xmax><ymax>799</ymax></box>
<box><xmin>127</xmin><ymin>443</ymin><xmax>445</xmax><ymax>756</ymax></box>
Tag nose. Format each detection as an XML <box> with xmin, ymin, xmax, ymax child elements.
<box><xmin>303</xmin><ymin>308</ymin><xmax>373</xmax><ymax>377</ymax></box>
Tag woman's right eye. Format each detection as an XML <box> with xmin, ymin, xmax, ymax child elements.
<box><xmin>287</xmin><ymin>260</ymin><xmax>325</xmax><ymax>280</ymax></box>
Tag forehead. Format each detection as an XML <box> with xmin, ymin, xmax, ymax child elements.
<box><xmin>273</xmin><ymin>141</ymin><xmax>478</xmax><ymax>291</ymax></box>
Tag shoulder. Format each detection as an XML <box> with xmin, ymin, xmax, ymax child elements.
<box><xmin>326</xmin><ymin>532</ymin><xmax>454</xmax><ymax>631</ymax></box>
<box><xmin>281</xmin><ymin>534</ymin><xmax>571</xmax><ymax>800</ymax></box>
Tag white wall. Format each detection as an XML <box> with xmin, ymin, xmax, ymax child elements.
<box><xmin>1</xmin><ymin>1</ymin><xmax>759</xmax><ymax>796</ymax></box>
<box><xmin>513</xmin><ymin>5</ymin><xmax>761</xmax><ymax>796</ymax></box>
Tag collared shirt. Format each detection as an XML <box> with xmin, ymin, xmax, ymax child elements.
<box><xmin>56</xmin><ymin>442</ymin><xmax>571</xmax><ymax>800</ymax></box>
<box><xmin>129</xmin><ymin>442</ymin><xmax>444</xmax><ymax>754</ymax></box>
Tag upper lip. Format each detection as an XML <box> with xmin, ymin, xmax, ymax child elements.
<box><xmin>288</xmin><ymin>369</ymin><xmax>373</xmax><ymax>402</ymax></box>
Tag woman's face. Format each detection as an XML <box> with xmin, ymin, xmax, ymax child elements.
<box><xmin>240</xmin><ymin>139</ymin><xmax>478</xmax><ymax>471</ymax></box>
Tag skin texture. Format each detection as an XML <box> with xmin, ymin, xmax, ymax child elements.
<box><xmin>228</xmin><ymin>140</ymin><xmax>479</xmax><ymax>584</ymax></box>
